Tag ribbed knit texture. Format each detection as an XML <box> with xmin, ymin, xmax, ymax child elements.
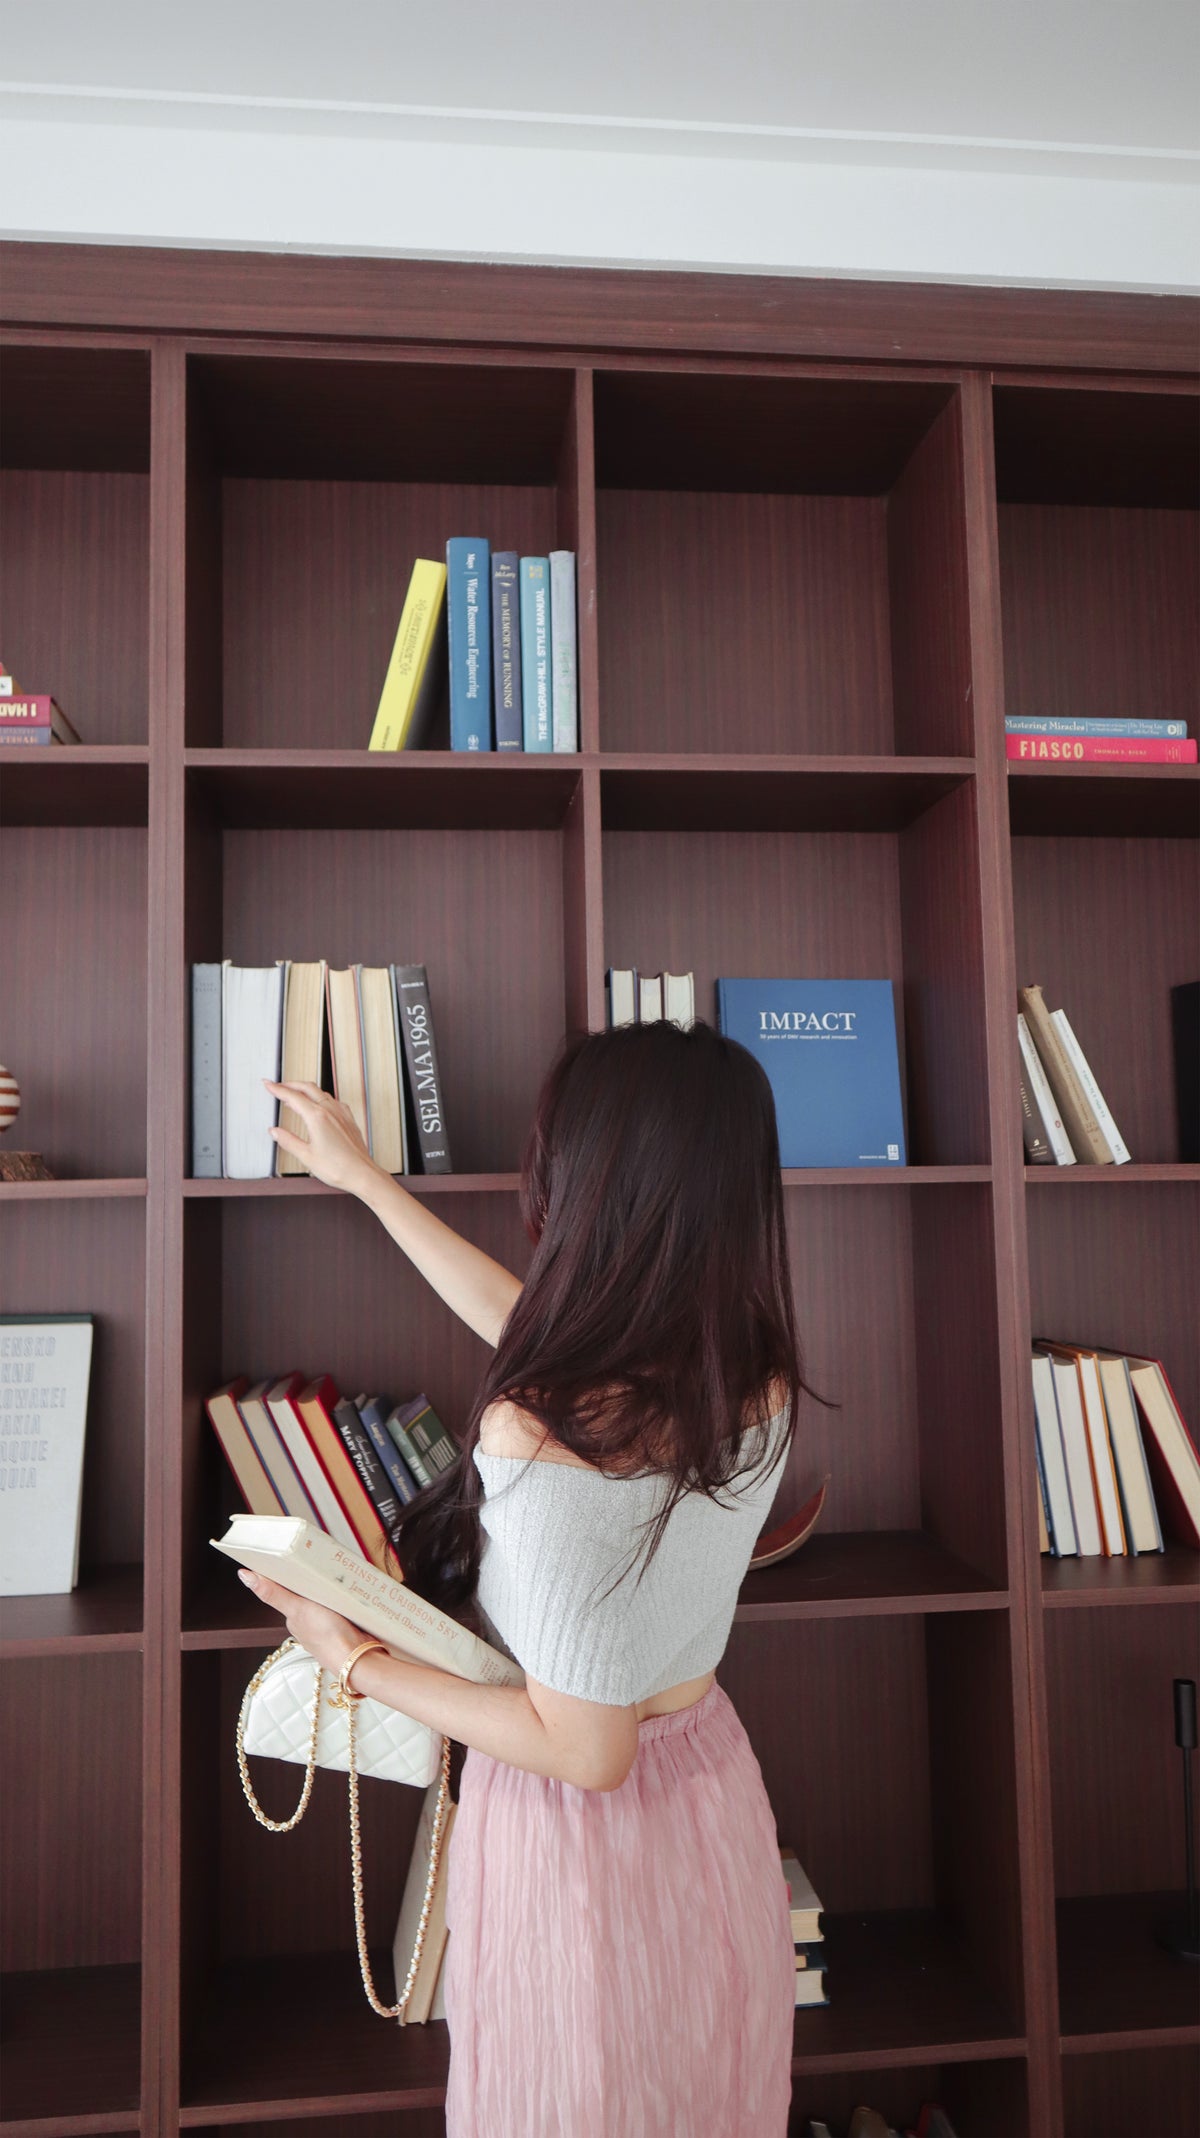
<box><xmin>472</xmin><ymin>1407</ymin><xmax>791</xmax><ymax>1705</ymax></box>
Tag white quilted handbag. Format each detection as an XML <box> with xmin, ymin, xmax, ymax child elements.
<box><xmin>236</xmin><ymin>1636</ymin><xmax>452</xmax><ymax>2018</ymax></box>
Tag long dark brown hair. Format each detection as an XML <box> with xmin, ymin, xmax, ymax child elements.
<box><xmin>391</xmin><ymin>1019</ymin><xmax>826</xmax><ymax>1616</ymax></box>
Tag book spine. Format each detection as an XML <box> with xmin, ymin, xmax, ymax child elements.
<box><xmin>393</xmin><ymin>964</ymin><xmax>452</xmax><ymax>1173</ymax></box>
<box><xmin>356</xmin><ymin>1396</ymin><xmax>422</xmax><ymax>1506</ymax></box>
<box><xmin>490</xmin><ymin>552</ymin><xmax>523</xmax><ymax>751</ymax></box>
<box><xmin>1005</xmin><ymin>715</ymin><xmax>1190</xmax><ymax>737</ymax></box>
<box><xmin>1050</xmin><ymin>1008</ymin><xmax>1130</xmax><ymax>1164</ymax></box>
<box><xmin>404</xmin><ymin>1402</ymin><xmax>459</xmax><ymax>1478</ymax></box>
<box><xmin>519</xmin><ymin>557</ymin><xmax>552</xmax><ymax>752</ymax></box>
<box><xmin>331</xmin><ymin>1398</ymin><xmax>402</xmax><ymax>1531</ymax></box>
<box><xmin>0</xmin><ymin>695</ymin><xmax>54</xmax><ymax>727</ymax></box>
<box><xmin>549</xmin><ymin>550</ymin><xmax>578</xmax><ymax>751</ymax></box>
<box><xmin>386</xmin><ymin>1409</ymin><xmax>434</xmax><ymax>1488</ymax></box>
<box><xmin>605</xmin><ymin>968</ymin><xmax>637</xmax><ymax>1028</ymax></box>
<box><xmin>367</xmin><ymin>560</ymin><xmax>448</xmax><ymax>751</ymax></box>
<box><xmin>446</xmin><ymin>537</ymin><xmax>493</xmax><ymax>752</ymax></box>
<box><xmin>1017</xmin><ymin>1049</ymin><xmax>1053</xmax><ymax>1163</ymax></box>
<box><xmin>1017</xmin><ymin>987</ymin><xmax>1111</xmax><ymax>1164</ymax></box>
<box><xmin>1017</xmin><ymin>1012</ymin><xmax>1074</xmax><ymax>1166</ymax></box>
<box><xmin>191</xmin><ymin>964</ymin><xmax>223</xmax><ymax>1178</ymax></box>
<box><xmin>387</xmin><ymin>966</ymin><xmax>411</xmax><ymax>1174</ymax></box>
<box><xmin>0</xmin><ymin>728</ymin><xmax>53</xmax><ymax>745</ymax></box>
<box><xmin>353</xmin><ymin>965</ymin><xmax>374</xmax><ymax>1159</ymax></box>
<box><xmin>1006</xmin><ymin>735</ymin><xmax>1197</xmax><ymax>763</ymax></box>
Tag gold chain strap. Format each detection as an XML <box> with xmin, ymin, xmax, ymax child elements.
<box><xmin>235</xmin><ymin>1636</ymin><xmax>454</xmax><ymax>2020</ymax></box>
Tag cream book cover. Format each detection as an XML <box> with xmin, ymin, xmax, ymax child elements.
<box><xmin>1</xmin><ymin>1316</ymin><xmax>94</xmax><ymax>1595</ymax></box>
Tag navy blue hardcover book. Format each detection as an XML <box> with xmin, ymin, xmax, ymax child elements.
<box><xmin>490</xmin><ymin>551</ymin><xmax>522</xmax><ymax>751</ymax></box>
<box><xmin>446</xmin><ymin>536</ymin><xmax>493</xmax><ymax>750</ymax></box>
<box><xmin>716</xmin><ymin>978</ymin><xmax>907</xmax><ymax>1167</ymax></box>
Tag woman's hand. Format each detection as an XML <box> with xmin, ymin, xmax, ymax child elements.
<box><xmin>238</xmin><ymin>1568</ymin><xmax>378</xmax><ymax>1677</ymax></box>
<box><xmin>264</xmin><ymin>1079</ymin><xmax>378</xmax><ymax>1196</ymax></box>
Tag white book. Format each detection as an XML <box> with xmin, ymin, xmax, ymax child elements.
<box><xmin>639</xmin><ymin>973</ymin><xmax>664</xmax><ymax>1023</ymax></box>
<box><xmin>1030</xmin><ymin>1353</ymin><xmax>1077</xmax><ymax>1556</ymax></box>
<box><xmin>1074</xmin><ymin>1350</ymin><xmax>1127</xmax><ymax>1555</ymax></box>
<box><xmin>1017</xmin><ymin>1013</ymin><xmax>1075</xmax><ymax>1166</ymax></box>
<box><xmin>1037</xmin><ymin>1351</ymin><xmax>1102</xmax><ymax>1555</ymax></box>
<box><xmin>210</xmin><ymin>1514</ymin><xmax>526</xmax><ymax>1685</ymax></box>
<box><xmin>662</xmin><ymin>972</ymin><xmax>695</xmax><ymax>1029</ymax></box>
<box><xmin>0</xmin><ymin>1317</ymin><xmax>93</xmax><ymax>1595</ymax></box>
<box><xmin>1094</xmin><ymin>1353</ymin><xmax>1163</xmax><ymax>1555</ymax></box>
<box><xmin>393</xmin><ymin>1776</ymin><xmax>457</xmax><ymax>2023</ymax></box>
<box><xmin>606</xmin><ymin>967</ymin><xmax>637</xmax><ymax>1028</ymax></box>
<box><xmin>548</xmin><ymin>550</ymin><xmax>578</xmax><ymax>752</ymax></box>
<box><xmin>222</xmin><ymin>959</ymin><xmax>285</xmax><ymax>1178</ymax></box>
<box><xmin>779</xmin><ymin>1848</ymin><xmax>823</xmax><ymax>1942</ymax></box>
<box><xmin>264</xmin><ymin>1377</ymin><xmax>359</xmax><ymax>1551</ymax></box>
<box><xmin>1050</xmin><ymin>1008</ymin><xmax>1130</xmax><ymax>1164</ymax></box>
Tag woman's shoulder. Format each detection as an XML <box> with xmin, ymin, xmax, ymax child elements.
<box><xmin>477</xmin><ymin>1398</ymin><xmax>602</xmax><ymax>1470</ymax></box>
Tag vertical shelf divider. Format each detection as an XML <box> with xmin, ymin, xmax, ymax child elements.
<box><xmin>143</xmin><ymin>335</ymin><xmax>189</xmax><ymax>2138</ymax></box>
<box><xmin>960</xmin><ymin>370</ymin><xmax>1064</xmax><ymax>2138</ymax></box>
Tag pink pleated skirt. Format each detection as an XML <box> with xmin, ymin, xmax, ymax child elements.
<box><xmin>441</xmin><ymin>1678</ymin><xmax>795</xmax><ymax>2137</ymax></box>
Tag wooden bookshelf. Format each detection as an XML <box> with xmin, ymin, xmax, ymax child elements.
<box><xmin>1</xmin><ymin>246</ymin><xmax>1196</xmax><ymax>2138</ymax></box>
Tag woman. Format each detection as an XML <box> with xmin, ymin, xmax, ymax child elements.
<box><xmin>244</xmin><ymin>1019</ymin><xmax>819</xmax><ymax>2136</ymax></box>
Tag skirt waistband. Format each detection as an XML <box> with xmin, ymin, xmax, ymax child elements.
<box><xmin>635</xmin><ymin>1679</ymin><xmax>724</xmax><ymax>1741</ymax></box>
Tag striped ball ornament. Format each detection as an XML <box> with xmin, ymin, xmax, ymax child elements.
<box><xmin>0</xmin><ymin>1065</ymin><xmax>20</xmax><ymax>1132</ymax></box>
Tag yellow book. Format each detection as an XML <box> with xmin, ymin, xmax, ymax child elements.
<box><xmin>368</xmin><ymin>559</ymin><xmax>448</xmax><ymax>751</ymax></box>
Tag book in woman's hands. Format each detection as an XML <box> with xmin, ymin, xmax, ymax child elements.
<box><xmin>211</xmin><ymin>1514</ymin><xmax>524</xmax><ymax>1687</ymax></box>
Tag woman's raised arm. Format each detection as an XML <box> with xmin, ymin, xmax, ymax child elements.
<box><xmin>265</xmin><ymin>1079</ymin><xmax>522</xmax><ymax>1345</ymax></box>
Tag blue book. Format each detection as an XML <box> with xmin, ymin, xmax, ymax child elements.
<box><xmin>716</xmin><ymin>978</ymin><xmax>906</xmax><ymax>1168</ymax></box>
<box><xmin>491</xmin><ymin>551</ymin><xmax>522</xmax><ymax>750</ymax></box>
<box><xmin>519</xmin><ymin>556</ymin><xmax>552</xmax><ymax>752</ymax></box>
<box><xmin>446</xmin><ymin>537</ymin><xmax>492</xmax><ymax>751</ymax></box>
<box><xmin>354</xmin><ymin>1393</ymin><xmax>422</xmax><ymax>1506</ymax></box>
<box><xmin>1004</xmin><ymin>715</ymin><xmax>1189</xmax><ymax>738</ymax></box>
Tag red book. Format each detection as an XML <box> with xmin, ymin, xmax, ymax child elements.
<box><xmin>293</xmin><ymin>1373</ymin><xmax>400</xmax><ymax>1575</ymax></box>
<box><xmin>1006</xmin><ymin>735</ymin><xmax>1197</xmax><ymax>764</ymax></box>
<box><xmin>0</xmin><ymin>694</ymin><xmax>82</xmax><ymax>743</ymax></box>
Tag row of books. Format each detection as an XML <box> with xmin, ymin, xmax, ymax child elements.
<box><xmin>1016</xmin><ymin>982</ymin><xmax>1128</xmax><ymax>1166</ymax></box>
<box><xmin>366</xmin><ymin>544</ymin><xmax>578</xmax><ymax>756</ymax></box>
<box><xmin>205</xmin><ymin>1375</ymin><xmax>456</xmax><ymax>1570</ymax></box>
<box><xmin>605</xmin><ymin>968</ymin><xmax>696</xmax><ymax>1028</ymax></box>
<box><xmin>1</xmin><ymin>1315</ymin><xmax>94</xmax><ymax>1598</ymax></box>
<box><xmin>1031</xmin><ymin>1342</ymin><xmax>1199</xmax><ymax>1559</ymax></box>
<box><xmin>191</xmin><ymin>959</ymin><xmax>452</xmax><ymax>1180</ymax></box>
<box><xmin>781</xmin><ymin>1844</ymin><xmax>828</xmax><ymax>2009</ymax></box>
<box><xmin>0</xmin><ymin>663</ymin><xmax>81</xmax><ymax>745</ymax></box>
<box><xmin>1005</xmin><ymin>712</ymin><xmax>1195</xmax><ymax>763</ymax></box>
<box><xmin>804</xmin><ymin>2109</ymin><xmax>962</xmax><ymax>2138</ymax></box>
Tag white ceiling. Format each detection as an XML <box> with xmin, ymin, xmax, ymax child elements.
<box><xmin>2</xmin><ymin>0</ymin><xmax>1196</xmax><ymax>174</ymax></box>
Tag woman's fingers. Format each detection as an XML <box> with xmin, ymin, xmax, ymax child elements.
<box><xmin>269</xmin><ymin>1123</ymin><xmax>307</xmax><ymax>1152</ymax></box>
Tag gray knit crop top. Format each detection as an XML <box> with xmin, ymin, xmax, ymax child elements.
<box><xmin>472</xmin><ymin>1406</ymin><xmax>792</xmax><ymax>1706</ymax></box>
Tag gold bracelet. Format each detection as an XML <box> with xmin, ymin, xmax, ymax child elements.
<box><xmin>333</xmin><ymin>1637</ymin><xmax>390</xmax><ymax>1708</ymax></box>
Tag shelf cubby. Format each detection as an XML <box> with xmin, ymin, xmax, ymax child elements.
<box><xmin>789</xmin><ymin>2060</ymin><xmax>1029</xmax><ymax>2137</ymax></box>
<box><xmin>0</xmin><ymin>340</ymin><xmax>152</xmax><ymax>750</ymax></box>
<box><xmin>1060</xmin><ymin>2045</ymin><xmax>1200</xmax><ymax>2138</ymax></box>
<box><xmin>183</xmin><ymin>351</ymin><xmax>589</xmax><ymax>753</ymax></box>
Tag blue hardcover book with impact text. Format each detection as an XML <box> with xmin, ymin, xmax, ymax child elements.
<box><xmin>717</xmin><ymin>978</ymin><xmax>907</xmax><ymax>1167</ymax></box>
<box><xmin>446</xmin><ymin>536</ymin><xmax>493</xmax><ymax>751</ymax></box>
<box><xmin>491</xmin><ymin>551</ymin><xmax>523</xmax><ymax>750</ymax></box>
<box><xmin>519</xmin><ymin>556</ymin><xmax>552</xmax><ymax>751</ymax></box>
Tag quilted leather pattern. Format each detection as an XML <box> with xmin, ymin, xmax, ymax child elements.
<box><xmin>243</xmin><ymin>1647</ymin><xmax>440</xmax><ymax>1787</ymax></box>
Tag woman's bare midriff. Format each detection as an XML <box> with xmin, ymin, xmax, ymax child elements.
<box><xmin>635</xmin><ymin>1669</ymin><xmax>715</xmax><ymax>1723</ymax></box>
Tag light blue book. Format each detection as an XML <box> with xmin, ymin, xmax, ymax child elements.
<box><xmin>446</xmin><ymin>537</ymin><xmax>493</xmax><ymax>751</ymax></box>
<box><xmin>519</xmin><ymin>557</ymin><xmax>552</xmax><ymax>752</ymax></box>
<box><xmin>1005</xmin><ymin>715</ymin><xmax>1189</xmax><ymax>738</ymax></box>
<box><xmin>549</xmin><ymin>550</ymin><xmax>578</xmax><ymax>751</ymax></box>
<box><xmin>717</xmin><ymin>978</ymin><xmax>906</xmax><ymax>1168</ymax></box>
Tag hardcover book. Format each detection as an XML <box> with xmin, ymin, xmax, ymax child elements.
<box><xmin>519</xmin><ymin>557</ymin><xmax>552</xmax><ymax>752</ymax></box>
<box><xmin>717</xmin><ymin>979</ymin><xmax>906</xmax><ymax>1167</ymax></box>
<box><xmin>0</xmin><ymin>1316</ymin><xmax>94</xmax><ymax>1595</ymax></box>
<box><xmin>549</xmin><ymin>549</ymin><xmax>578</xmax><ymax>751</ymax></box>
<box><xmin>490</xmin><ymin>552</ymin><xmax>523</xmax><ymax>751</ymax></box>
<box><xmin>446</xmin><ymin>537</ymin><xmax>493</xmax><ymax>751</ymax></box>
<box><xmin>393</xmin><ymin>964</ymin><xmax>452</xmax><ymax>1173</ymax></box>
<box><xmin>191</xmin><ymin>962</ymin><xmax>223</xmax><ymax>1178</ymax></box>
<box><xmin>1006</xmin><ymin>735</ymin><xmax>1197</xmax><ymax>763</ymax></box>
<box><xmin>222</xmin><ymin>961</ymin><xmax>285</xmax><ymax>1179</ymax></box>
<box><xmin>367</xmin><ymin>559</ymin><xmax>448</xmax><ymax>751</ymax></box>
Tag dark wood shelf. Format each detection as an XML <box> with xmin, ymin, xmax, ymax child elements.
<box><xmin>782</xmin><ymin>1166</ymin><xmax>991</xmax><ymax>1186</ymax></box>
<box><xmin>1056</xmin><ymin>1893</ymin><xmax>1200</xmax><ymax>2050</ymax></box>
<box><xmin>0</xmin><ymin>1962</ymin><xmax>141</xmax><ymax>2128</ymax></box>
<box><xmin>184</xmin><ymin>748</ymin><xmax>583</xmax><ymax>831</ymax></box>
<box><xmin>1007</xmin><ymin>760</ymin><xmax>1200</xmax><ymax>839</ymax></box>
<box><xmin>177</xmin><ymin>1950</ymin><xmax>449</xmax><ymax>2122</ymax></box>
<box><xmin>600</xmin><ymin>755</ymin><xmax>974</xmax><ymax>832</ymax></box>
<box><xmin>0</xmin><ymin>1177</ymin><xmax>148</xmax><ymax>1202</ymax></box>
<box><xmin>182</xmin><ymin>1171</ymin><xmax>521</xmax><ymax>1198</ymax></box>
<box><xmin>0</xmin><ymin>1565</ymin><xmax>144</xmax><ymax>1657</ymax></box>
<box><xmin>1042</xmin><ymin>1546</ymin><xmax>1200</xmax><ymax>1610</ymax></box>
<box><xmin>1026</xmin><ymin>1164</ymin><xmax>1200</xmax><ymax>1186</ymax></box>
<box><xmin>737</xmin><ymin>1530</ymin><xmax>1006</xmax><ymax>1622</ymax></box>
<box><xmin>0</xmin><ymin>746</ymin><xmax>150</xmax><ymax>828</ymax></box>
<box><xmin>789</xmin><ymin>1908</ymin><xmax>1023</xmax><ymax>2074</ymax></box>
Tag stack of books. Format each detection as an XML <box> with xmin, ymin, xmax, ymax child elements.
<box><xmin>605</xmin><ymin>969</ymin><xmax>695</xmax><ymax>1029</ymax></box>
<box><xmin>0</xmin><ymin>662</ymin><xmax>81</xmax><ymax>745</ymax></box>
<box><xmin>1005</xmin><ymin>713</ymin><xmax>1195</xmax><ymax>764</ymax></box>
<box><xmin>1031</xmin><ymin>1342</ymin><xmax>1199</xmax><ymax>1559</ymax></box>
<box><xmin>191</xmin><ymin>959</ymin><xmax>451</xmax><ymax>1179</ymax></box>
<box><xmin>206</xmin><ymin>1377</ymin><xmax>455</xmax><ymax>1572</ymax></box>
<box><xmin>366</xmin><ymin>543</ymin><xmax>578</xmax><ymax>755</ymax></box>
<box><xmin>780</xmin><ymin>1844</ymin><xmax>828</xmax><ymax>2008</ymax></box>
<box><xmin>1016</xmin><ymin>983</ymin><xmax>1127</xmax><ymax>1166</ymax></box>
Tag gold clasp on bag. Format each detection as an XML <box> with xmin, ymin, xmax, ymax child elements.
<box><xmin>235</xmin><ymin>1636</ymin><xmax>454</xmax><ymax>2020</ymax></box>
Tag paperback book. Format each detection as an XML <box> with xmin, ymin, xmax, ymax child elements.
<box><xmin>717</xmin><ymin>979</ymin><xmax>906</xmax><ymax>1168</ymax></box>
